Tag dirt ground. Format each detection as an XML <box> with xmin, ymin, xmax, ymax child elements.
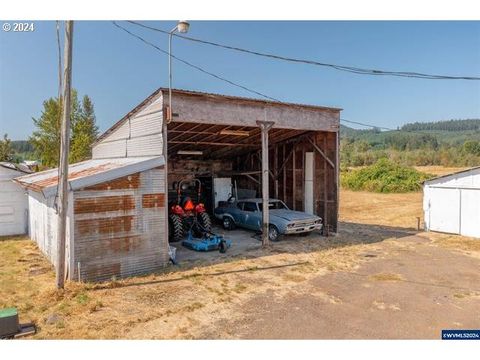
<box><xmin>1</xmin><ymin>170</ymin><xmax>479</xmax><ymax>339</ymax></box>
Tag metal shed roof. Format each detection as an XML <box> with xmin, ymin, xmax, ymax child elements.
<box><xmin>0</xmin><ymin>162</ymin><xmax>32</xmax><ymax>174</ymax></box>
<box><xmin>14</xmin><ymin>156</ymin><xmax>164</xmax><ymax>197</ymax></box>
<box><xmin>423</xmin><ymin>166</ymin><xmax>480</xmax><ymax>185</ymax></box>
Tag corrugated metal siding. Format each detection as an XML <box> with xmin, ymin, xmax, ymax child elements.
<box><xmin>27</xmin><ymin>190</ymin><xmax>73</xmax><ymax>269</ymax></box>
<box><xmin>92</xmin><ymin>140</ymin><xmax>127</xmax><ymax>158</ymax></box>
<box><xmin>126</xmin><ymin>134</ymin><xmax>163</xmax><ymax>157</ymax></box>
<box><xmin>92</xmin><ymin>97</ymin><xmax>163</xmax><ymax>159</ymax></box>
<box><xmin>0</xmin><ymin>168</ymin><xmax>29</xmax><ymax>236</ymax></box>
<box><xmin>73</xmin><ymin>166</ymin><xmax>168</xmax><ymax>282</ymax></box>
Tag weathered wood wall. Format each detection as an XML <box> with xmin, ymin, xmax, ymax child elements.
<box><xmin>72</xmin><ymin>166</ymin><xmax>168</xmax><ymax>282</ymax></box>
<box><xmin>172</xmin><ymin>91</ymin><xmax>340</xmax><ymax>131</ymax></box>
<box><xmin>233</xmin><ymin>131</ymin><xmax>338</xmax><ymax>232</ymax></box>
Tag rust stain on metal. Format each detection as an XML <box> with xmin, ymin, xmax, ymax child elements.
<box><xmin>16</xmin><ymin>163</ymin><xmax>118</xmax><ymax>191</ymax></box>
<box><xmin>74</xmin><ymin>195</ymin><xmax>135</xmax><ymax>214</ymax></box>
<box><xmin>85</xmin><ymin>263</ymin><xmax>121</xmax><ymax>280</ymax></box>
<box><xmin>75</xmin><ymin>215</ymin><xmax>134</xmax><ymax>236</ymax></box>
<box><xmin>142</xmin><ymin>193</ymin><xmax>165</xmax><ymax>208</ymax></box>
<box><xmin>84</xmin><ymin>173</ymin><xmax>140</xmax><ymax>190</ymax></box>
<box><xmin>106</xmin><ymin>235</ymin><xmax>142</xmax><ymax>252</ymax></box>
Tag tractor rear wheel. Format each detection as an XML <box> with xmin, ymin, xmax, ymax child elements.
<box><xmin>169</xmin><ymin>214</ymin><xmax>184</xmax><ymax>242</ymax></box>
<box><xmin>197</xmin><ymin>212</ymin><xmax>212</xmax><ymax>233</ymax></box>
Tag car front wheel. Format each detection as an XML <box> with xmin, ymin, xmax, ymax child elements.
<box><xmin>268</xmin><ymin>225</ymin><xmax>280</xmax><ymax>242</ymax></box>
<box><xmin>222</xmin><ymin>217</ymin><xmax>235</xmax><ymax>230</ymax></box>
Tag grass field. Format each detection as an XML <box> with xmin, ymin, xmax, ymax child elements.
<box><xmin>1</xmin><ymin>166</ymin><xmax>478</xmax><ymax>339</ymax></box>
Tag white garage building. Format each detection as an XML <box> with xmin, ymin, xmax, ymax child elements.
<box><xmin>423</xmin><ymin>167</ymin><xmax>480</xmax><ymax>238</ymax></box>
<box><xmin>0</xmin><ymin>162</ymin><xmax>32</xmax><ymax>236</ymax></box>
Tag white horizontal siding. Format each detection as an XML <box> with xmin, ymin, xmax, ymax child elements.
<box><xmin>0</xmin><ymin>168</ymin><xmax>29</xmax><ymax>236</ymax></box>
<box><xmin>126</xmin><ymin>134</ymin><xmax>163</xmax><ymax>157</ymax></box>
<box><xmin>92</xmin><ymin>97</ymin><xmax>164</xmax><ymax>159</ymax></box>
<box><xmin>92</xmin><ymin>139</ymin><xmax>127</xmax><ymax>159</ymax></box>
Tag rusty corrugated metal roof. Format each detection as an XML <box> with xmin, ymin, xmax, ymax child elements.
<box><xmin>0</xmin><ymin>162</ymin><xmax>33</xmax><ymax>174</ymax></box>
<box><xmin>14</xmin><ymin>156</ymin><xmax>164</xmax><ymax>197</ymax></box>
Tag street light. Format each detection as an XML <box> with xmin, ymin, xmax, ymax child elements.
<box><xmin>164</xmin><ymin>21</ymin><xmax>190</xmax><ymax>251</ymax></box>
<box><xmin>168</xmin><ymin>20</ymin><xmax>190</xmax><ymax>123</ymax></box>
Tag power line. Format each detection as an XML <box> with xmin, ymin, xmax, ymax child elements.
<box><xmin>111</xmin><ymin>22</ymin><xmax>437</xmax><ymax>136</ymax></box>
<box><xmin>340</xmin><ymin>118</ymin><xmax>397</xmax><ymax>131</ymax></box>
<box><xmin>126</xmin><ymin>21</ymin><xmax>480</xmax><ymax>81</ymax></box>
<box><xmin>112</xmin><ymin>21</ymin><xmax>279</xmax><ymax>102</ymax></box>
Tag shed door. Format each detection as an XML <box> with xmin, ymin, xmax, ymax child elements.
<box><xmin>213</xmin><ymin>178</ymin><xmax>232</xmax><ymax>208</ymax></box>
<box><xmin>428</xmin><ymin>187</ymin><xmax>460</xmax><ymax>234</ymax></box>
<box><xmin>460</xmin><ymin>189</ymin><xmax>480</xmax><ymax>238</ymax></box>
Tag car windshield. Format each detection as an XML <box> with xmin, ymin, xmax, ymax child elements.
<box><xmin>259</xmin><ymin>201</ymin><xmax>288</xmax><ymax>211</ymax></box>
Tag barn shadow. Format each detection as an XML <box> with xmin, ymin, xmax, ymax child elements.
<box><xmin>91</xmin><ymin>221</ymin><xmax>421</xmax><ymax>290</ymax></box>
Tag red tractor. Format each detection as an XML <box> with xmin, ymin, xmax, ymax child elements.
<box><xmin>169</xmin><ymin>179</ymin><xmax>212</xmax><ymax>242</ymax></box>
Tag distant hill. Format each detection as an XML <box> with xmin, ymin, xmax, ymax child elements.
<box><xmin>341</xmin><ymin>119</ymin><xmax>480</xmax><ymax>146</ymax></box>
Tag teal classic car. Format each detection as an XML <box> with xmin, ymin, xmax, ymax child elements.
<box><xmin>214</xmin><ymin>198</ymin><xmax>323</xmax><ymax>241</ymax></box>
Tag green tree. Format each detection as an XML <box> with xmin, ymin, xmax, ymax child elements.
<box><xmin>70</xmin><ymin>95</ymin><xmax>99</xmax><ymax>163</ymax></box>
<box><xmin>29</xmin><ymin>91</ymin><xmax>98</xmax><ymax>167</ymax></box>
<box><xmin>0</xmin><ymin>133</ymin><xmax>14</xmax><ymax>162</ymax></box>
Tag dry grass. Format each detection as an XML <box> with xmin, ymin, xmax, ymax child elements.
<box><xmin>0</xmin><ymin>231</ymin><xmax>378</xmax><ymax>339</ymax></box>
<box><xmin>340</xmin><ymin>190</ymin><xmax>423</xmax><ymax>229</ymax></box>
<box><xmin>427</xmin><ymin>233</ymin><xmax>480</xmax><ymax>256</ymax></box>
<box><xmin>369</xmin><ymin>273</ymin><xmax>405</xmax><ymax>282</ymax></box>
<box><xmin>1</xmin><ymin>166</ymin><xmax>477</xmax><ymax>339</ymax></box>
<box><xmin>414</xmin><ymin>166</ymin><xmax>470</xmax><ymax>177</ymax></box>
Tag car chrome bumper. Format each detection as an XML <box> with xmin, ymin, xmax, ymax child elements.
<box><xmin>285</xmin><ymin>223</ymin><xmax>323</xmax><ymax>234</ymax></box>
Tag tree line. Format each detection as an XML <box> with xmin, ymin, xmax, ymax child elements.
<box><xmin>1</xmin><ymin>90</ymin><xmax>98</xmax><ymax>168</ymax></box>
<box><xmin>401</xmin><ymin>119</ymin><xmax>480</xmax><ymax>132</ymax></box>
<box><xmin>341</xmin><ymin>121</ymin><xmax>480</xmax><ymax>168</ymax></box>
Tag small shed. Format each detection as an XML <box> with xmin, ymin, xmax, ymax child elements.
<box><xmin>423</xmin><ymin>167</ymin><xmax>480</xmax><ymax>238</ymax></box>
<box><xmin>14</xmin><ymin>156</ymin><xmax>167</xmax><ymax>281</ymax></box>
<box><xmin>0</xmin><ymin>162</ymin><xmax>31</xmax><ymax>236</ymax></box>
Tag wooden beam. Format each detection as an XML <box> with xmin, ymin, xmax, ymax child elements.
<box><xmin>245</xmin><ymin>174</ymin><xmax>260</xmax><ymax>184</ymax></box>
<box><xmin>282</xmin><ymin>144</ymin><xmax>286</xmax><ymax>203</ymax></box>
<box><xmin>257</xmin><ymin>120</ymin><xmax>274</xmax><ymax>247</ymax></box>
<box><xmin>169</xmin><ymin>141</ymin><xmax>257</xmax><ymax>147</ymax></box>
<box><xmin>307</xmin><ymin>137</ymin><xmax>335</xmax><ymax>169</ymax></box>
<box><xmin>274</xmin><ymin>144</ymin><xmax>278</xmax><ymax>199</ymax></box>
<box><xmin>292</xmin><ymin>146</ymin><xmax>296</xmax><ymax>210</ymax></box>
<box><xmin>323</xmin><ymin>136</ymin><xmax>328</xmax><ymax>235</ymax></box>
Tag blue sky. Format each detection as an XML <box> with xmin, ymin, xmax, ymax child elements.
<box><xmin>1</xmin><ymin>20</ymin><xmax>479</xmax><ymax>140</ymax></box>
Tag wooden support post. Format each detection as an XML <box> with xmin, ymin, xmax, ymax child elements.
<box><xmin>335</xmin><ymin>130</ymin><xmax>340</xmax><ymax>232</ymax></box>
<box><xmin>274</xmin><ymin>145</ymin><xmax>279</xmax><ymax>199</ymax></box>
<box><xmin>292</xmin><ymin>146</ymin><xmax>296</xmax><ymax>210</ymax></box>
<box><xmin>282</xmin><ymin>144</ymin><xmax>286</xmax><ymax>204</ymax></box>
<box><xmin>257</xmin><ymin>120</ymin><xmax>274</xmax><ymax>247</ymax></box>
<box><xmin>56</xmin><ymin>21</ymin><xmax>74</xmax><ymax>289</ymax></box>
<box><xmin>323</xmin><ymin>136</ymin><xmax>328</xmax><ymax>235</ymax></box>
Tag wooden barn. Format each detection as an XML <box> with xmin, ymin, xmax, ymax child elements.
<box><xmin>16</xmin><ymin>88</ymin><xmax>341</xmax><ymax>282</ymax></box>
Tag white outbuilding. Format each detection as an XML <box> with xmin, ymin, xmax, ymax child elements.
<box><xmin>0</xmin><ymin>162</ymin><xmax>32</xmax><ymax>236</ymax></box>
<box><xmin>423</xmin><ymin>167</ymin><xmax>480</xmax><ymax>238</ymax></box>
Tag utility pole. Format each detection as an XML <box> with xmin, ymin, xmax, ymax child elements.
<box><xmin>56</xmin><ymin>20</ymin><xmax>74</xmax><ymax>289</ymax></box>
